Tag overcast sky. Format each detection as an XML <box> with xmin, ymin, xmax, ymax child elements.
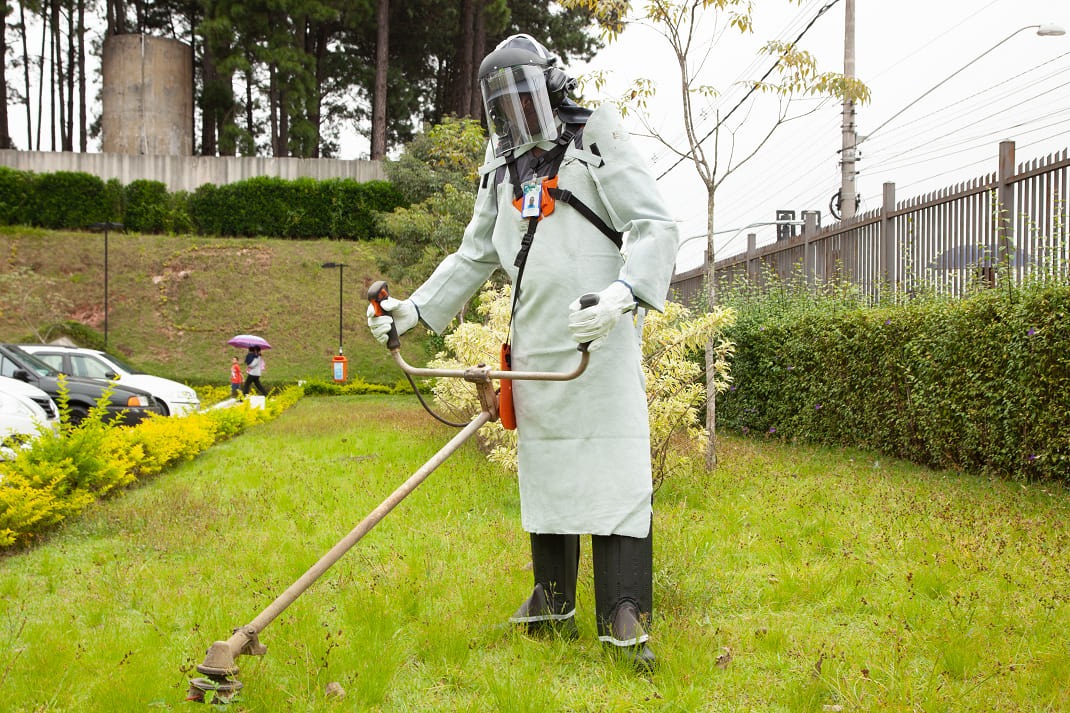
<box><xmin>567</xmin><ymin>0</ymin><xmax>1069</xmax><ymax>271</ymax></box>
<box><xmin>6</xmin><ymin>0</ymin><xmax>1066</xmax><ymax>275</ymax></box>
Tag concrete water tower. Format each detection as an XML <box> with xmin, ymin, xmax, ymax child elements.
<box><xmin>101</xmin><ymin>34</ymin><xmax>193</xmax><ymax>156</ymax></box>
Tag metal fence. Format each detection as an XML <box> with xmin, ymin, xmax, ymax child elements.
<box><xmin>670</xmin><ymin>140</ymin><xmax>1070</xmax><ymax>307</ymax></box>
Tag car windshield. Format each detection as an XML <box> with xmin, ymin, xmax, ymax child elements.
<box><xmin>3</xmin><ymin>345</ymin><xmax>59</xmax><ymax>377</ymax></box>
<box><xmin>100</xmin><ymin>352</ymin><xmax>143</xmax><ymax>375</ymax></box>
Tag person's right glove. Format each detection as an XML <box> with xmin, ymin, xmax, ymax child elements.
<box><xmin>366</xmin><ymin>297</ymin><xmax>420</xmax><ymax>345</ymax></box>
<box><xmin>567</xmin><ymin>281</ymin><xmax>636</xmax><ymax>352</ymax></box>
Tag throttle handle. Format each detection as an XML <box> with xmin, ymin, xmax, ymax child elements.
<box><xmin>367</xmin><ymin>280</ymin><xmax>400</xmax><ymax>350</ymax></box>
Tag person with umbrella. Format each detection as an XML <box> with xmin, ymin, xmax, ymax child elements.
<box><xmin>228</xmin><ymin>335</ymin><xmax>272</xmax><ymax>397</ymax></box>
<box><xmin>241</xmin><ymin>346</ymin><xmax>268</xmax><ymax>396</ymax></box>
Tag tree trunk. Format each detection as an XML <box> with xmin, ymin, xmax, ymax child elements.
<box><xmin>703</xmin><ymin>189</ymin><xmax>717</xmax><ymax>469</ymax></box>
<box><xmin>77</xmin><ymin>0</ymin><xmax>87</xmax><ymax>151</ymax></box>
<box><xmin>200</xmin><ymin>42</ymin><xmax>219</xmax><ymax>155</ymax></box>
<box><xmin>469</xmin><ymin>0</ymin><xmax>485</xmax><ymax>119</ymax></box>
<box><xmin>309</xmin><ymin>24</ymin><xmax>327</xmax><ymax>158</ymax></box>
<box><xmin>64</xmin><ymin>4</ymin><xmax>75</xmax><ymax>152</ymax></box>
<box><xmin>244</xmin><ymin>60</ymin><xmax>255</xmax><ymax>154</ymax></box>
<box><xmin>107</xmin><ymin>0</ymin><xmax>128</xmax><ymax>36</ymax></box>
<box><xmin>0</xmin><ymin>4</ymin><xmax>10</xmax><ymax>149</ymax></box>
<box><xmin>450</xmin><ymin>0</ymin><xmax>474</xmax><ymax>117</ymax></box>
<box><xmin>268</xmin><ymin>63</ymin><xmax>279</xmax><ymax>155</ymax></box>
<box><xmin>278</xmin><ymin>79</ymin><xmax>289</xmax><ymax>157</ymax></box>
<box><xmin>49</xmin><ymin>0</ymin><xmax>59</xmax><ymax>150</ymax></box>
<box><xmin>19</xmin><ymin>3</ymin><xmax>32</xmax><ymax>148</ymax></box>
<box><xmin>35</xmin><ymin>3</ymin><xmax>46</xmax><ymax>149</ymax></box>
<box><xmin>370</xmin><ymin>0</ymin><xmax>388</xmax><ymax>159</ymax></box>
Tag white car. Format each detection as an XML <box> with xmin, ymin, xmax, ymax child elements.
<box><xmin>0</xmin><ymin>376</ymin><xmax>60</xmax><ymax>456</ymax></box>
<box><xmin>20</xmin><ymin>345</ymin><xmax>200</xmax><ymax>417</ymax></box>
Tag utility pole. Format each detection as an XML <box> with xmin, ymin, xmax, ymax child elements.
<box><xmin>839</xmin><ymin>0</ymin><xmax>858</xmax><ymax>219</ymax></box>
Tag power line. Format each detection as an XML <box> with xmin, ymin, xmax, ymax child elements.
<box><xmin>655</xmin><ymin>0</ymin><xmax>843</xmax><ymax>180</ymax></box>
<box><xmin>642</xmin><ymin>0</ymin><xmax>831</xmax><ymax>170</ymax></box>
<box><xmin>857</xmin><ymin>52</ymin><xmax>1070</xmax><ymax>159</ymax></box>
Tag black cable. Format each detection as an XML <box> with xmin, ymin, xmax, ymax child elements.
<box><xmin>404</xmin><ymin>370</ymin><xmax>472</xmax><ymax>428</ymax></box>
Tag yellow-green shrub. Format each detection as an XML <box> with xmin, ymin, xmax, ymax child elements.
<box><xmin>107</xmin><ymin>413</ymin><xmax>219</xmax><ymax>478</ymax></box>
<box><xmin>0</xmin><ymin>384</ymin><xmax>304</xmax><ymax>549</ymax></box>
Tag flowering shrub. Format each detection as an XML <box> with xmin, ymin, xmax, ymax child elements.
<box><xmin>643</xmin><ymin>301</ymin><xmax>735</xmax><ymax>484</ymax></box>
<box><xmin>0</xmin><ymin>385</ymin><xmax>303</xmax><ymax>548</ymax></box>
<box><xmin>428</xmin><ymin>284</ymin><xmax>736</xmax><ymax>484</ymax></box>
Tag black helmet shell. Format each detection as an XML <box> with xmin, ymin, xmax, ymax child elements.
<box><xmin>480</xmin><ymin>33</ymin><xmax>558</xmax><ymax>77</ymax></box>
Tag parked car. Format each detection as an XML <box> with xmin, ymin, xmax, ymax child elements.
<box><xmin>0</xmin><ymin>344</ymin><xmax>164</xmax><ymax>426</ymax></box>
<box><xmin>0</xmin><ymin>376</ymin><xmax>60</xmax><ymax>456</ymax></box>
<box><xmin>21</xmin><ymin>345</ymin><xmax>200</xmax><ymax>416</ymax></box>
<box><xmin>0</xmin><ymin>375</ymin><xmax>59</xmax><ymax>424</ymax></box>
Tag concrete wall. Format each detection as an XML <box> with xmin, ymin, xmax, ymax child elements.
<box><xmin>101</xmin><ymin>35</ymin><xmax>194</xmax><ymax>156</ymax></box>
<box><xmin>0</xmin><ymin>150</ymin><xmax>387</xmax><ymax>192</ymax></box>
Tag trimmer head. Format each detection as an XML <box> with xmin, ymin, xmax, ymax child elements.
<box><xmin>185</xmin><ymin>673</ymin><xmax>243</xmax><ymax>704</ymax></box>
<box><xmin>185</xmin><ymin>629</ymin><xmax>266</xmax><ymax>704</ymax></box>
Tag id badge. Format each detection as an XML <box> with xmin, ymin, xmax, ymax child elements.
<box><xmin>520</xmin><ymin>177</ymin><xmax>543</xmax><ymax>218</ymax></box>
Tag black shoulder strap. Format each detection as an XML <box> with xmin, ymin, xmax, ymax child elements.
<box><xmin>546</xmin><ymin>187</ymin><xmax>623</xmax><ymax>249</ymax></box>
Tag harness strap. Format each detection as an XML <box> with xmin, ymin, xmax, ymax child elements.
<box><xmin>506</xmin><ymin>128</ymin><xmax>578</xmax><ymax>320</ymax></box>
<box><xmin>510</xmin><ymin>216</ymin><xmax>541</xmax><ymax>318</ymax></box>
<box><xmin>547</xmin><ymin>187</ymin><xmax>623</xmax><ymax>249</ymax></box>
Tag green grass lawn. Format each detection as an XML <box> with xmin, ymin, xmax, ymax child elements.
<box><xmin>2</xmin><ymin>396</ymin><xmax>1069</xmax><ymax>711</ymax></box>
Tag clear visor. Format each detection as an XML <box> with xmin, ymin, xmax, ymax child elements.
<box><xmin>481</xmin><ymin>65</ymin><xmax>558</xmax><ymax>157</ymax></box>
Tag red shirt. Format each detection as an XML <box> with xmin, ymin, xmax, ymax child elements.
<box><xmin>230</xmin><ymin>363</ymin><xmax>242</xmax><ymax>384</ymax></box>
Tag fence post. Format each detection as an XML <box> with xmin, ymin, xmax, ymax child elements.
<box><xmin>997</xmin><ymin>140</ymin><xmax>1016</xmax><ymax>285</ymax></box>
<box><xmin>881</xmin><ymin>182</ymin><xmax>897</xmax><ymax>298</ymax></box>
<box><xmin>804</xmin><ymin>211</ymin><xmax>818</xmax><ymax>287</ymax></box>
<box><xmin>746</xmin><ymin>233</ymin><xmax>758</xmax><ymax>283</ymax></box>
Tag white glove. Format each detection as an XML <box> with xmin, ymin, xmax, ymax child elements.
<box><xmin>366</xmin><ymin>297</ymin><xmax>419</xmax><ymax>345</ymax></box>
<box><xmin>567</xmin><ymin>281</ymin><xmax>636</xmax><ymax>352</ymax></box>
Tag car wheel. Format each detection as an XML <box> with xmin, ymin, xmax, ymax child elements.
<box><xmin>67</xmin><ymin>405</ymin><xmax>89</xmax><ymax>426</ymax></box>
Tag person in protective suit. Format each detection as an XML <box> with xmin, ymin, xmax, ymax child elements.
<box><xmin>367</xmin><ymin>33</ymin><xmax>679</xmax><ymax>670</ymax></box>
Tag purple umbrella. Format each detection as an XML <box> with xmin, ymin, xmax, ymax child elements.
<box><xmin>228</xmin><ymin>334</ymin><xmax>272</xmax><ymax>350</ymax></box>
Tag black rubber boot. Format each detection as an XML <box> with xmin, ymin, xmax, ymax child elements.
<box><xmin>509</xmin><ymin>533</ymin><xmax>579</xmax><ymax>639</ymax></box>
<box><xmin>593</xmin><ymin>528</ymin><xmax>656</xmax><ymax>671</ymax></box>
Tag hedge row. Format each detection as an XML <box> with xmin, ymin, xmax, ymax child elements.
<box><xmin>0</xmin><ymin>385</ymin><xmax>303</xmax><ymax>549</ymax></box>
<box><xmin>719</xmin><ymin>285</ymin><xmax>1070</xmax><ymax>481</ymax></box>
<box><xmin>0</xmin><ymin>167</ymin><xmax>406</xmax><ymax>239</ymax></box>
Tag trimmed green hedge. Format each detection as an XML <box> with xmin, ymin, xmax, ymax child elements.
<box><xmin>720</xmin><ymin>285</ymin><xmax>1070</xmax><ymax>480</ymax></box>
<box><xmin>300</xmin><ymin>376</ymin><xmax>419</xmax><ymax>396</ymax></box>
<box><xmin>12</xmin><ymin>171</ymin><xmax>117</xmax><ymax>229</ymax></box>
<box><xmin>187</xmin><ymin>176</ymin><xmax>406</xmax><ymax>238</ymax></box>
<box><xmin>0</xmin><ymin>167</ymin><xmax>406</xmax><ymax>239</ymax></box>
<box><xmin>0</xmin><ymin>166</ymin><xmax>32</xmax><ymax>224</ymax></box>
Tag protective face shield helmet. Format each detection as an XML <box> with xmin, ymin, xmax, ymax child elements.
<box><xmin>479</xmin><ymin>34</ymin><xmax>574</xmax><ymax>157</ymax></box>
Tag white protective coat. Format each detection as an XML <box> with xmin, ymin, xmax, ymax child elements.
<box><xmin>410</xmin><ymin>105</ymin><xmax>679</xmax><ymax>538</ymax></box>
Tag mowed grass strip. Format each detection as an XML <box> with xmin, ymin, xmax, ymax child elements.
<box><xmin>1</xmin><ymin>396</ymin><xmax>1068</xmax><ymax>711</ymax></box>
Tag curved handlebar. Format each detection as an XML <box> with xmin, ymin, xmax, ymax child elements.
<box><xmin>368</xmin><ymin>279</ymin><xmax>598</xmax><ymax>384</ymax></box>
<box><xmin>388</xmin><ymin>348</ymin><xmax>590</xmax><ymax>384</ymax></box>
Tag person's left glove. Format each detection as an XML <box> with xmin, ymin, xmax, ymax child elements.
<box><xmin>567</xmin><ymin>281</ymin><xmax>636</xmax><ymax>351</ymax></box>
<box><xmin>366</xmin><ymin>297</ymin><xmax>420</xmax><ymax>345</ymax></box>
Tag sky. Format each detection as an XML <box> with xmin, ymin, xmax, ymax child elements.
<box><xmin>565</xmin><ymin>0</ymin><xmax>1070</xmax><ymax>272</ymax></box>
<box><xmin>6</xmin><ymin>0</ymin><xmax>1067</xmax><ymax>275</ymax></box>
